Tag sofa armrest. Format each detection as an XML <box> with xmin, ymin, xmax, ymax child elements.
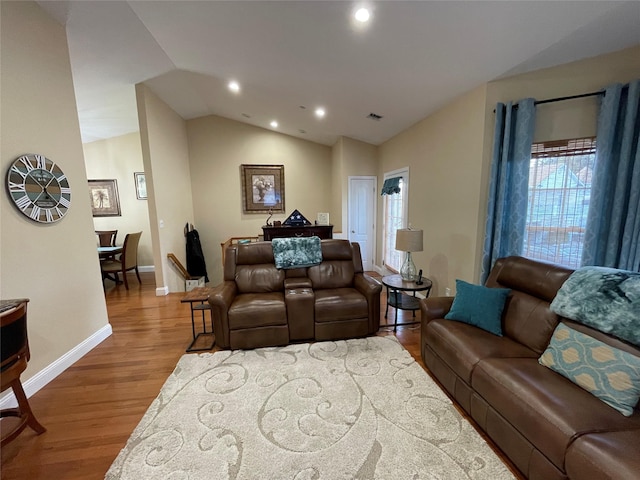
<box><xmin>208</xmin><ymin>281</ymin><xmax>238</xmax><ymax>349</ymax></box>
<box><xmin>354</xmin><ymin>273</ymin><xmax>382</xmax><ymax>297</ymax></box>
<box><xmin>420</xmin><ymin>296</ymin><xmax>454</xmax><ymax>325</ymax></box>
<box><xmin>354</xmin><ymin>273</ymin><xmax>382</xmax><ymax>333</ymax></box>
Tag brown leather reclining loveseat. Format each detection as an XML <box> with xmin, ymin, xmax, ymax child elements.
<box><xmin>209</xmin><ymin>239</ymin><xmax>382</xmax><ymax>350</ymax></box>
<box><xmin>420</xmin><ymin>256</ymin><xmax>640</xmax><ymax>480</ymax></box>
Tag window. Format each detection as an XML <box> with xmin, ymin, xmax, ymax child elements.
<box><xmin>382</xmin><ymin>168</ymin><xmax>409</xmax><ymax>272</ymax></box>
<box><xmin>523</xmin><ymin>137</ymin><xmax>596</xmax><ymax>268</ymax></box>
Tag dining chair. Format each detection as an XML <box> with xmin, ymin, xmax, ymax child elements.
<box><xmin>100</xmin><ymin>232</ymin><xmax>143</xmax><ymax>289</ymax></box>
<box><xmin>1</xmin><ymin>299</ymin><xmax>46</xmax><ymax>446</ymax></box>
<box><xmin>96</xmin><ymin>230</ymin><xmax>118</xmax><ymax>247</ymax></box>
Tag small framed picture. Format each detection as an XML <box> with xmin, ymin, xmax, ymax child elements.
<box><xmin>88</xmin><ymin>179</ymin><xmax>121</xmax><ymax>217</ymax></box>
<box><xmin>317</xmin><ymin>212</ymin><xmax>330</xmax><ymax>225</ymax></box>
<box><xmin>134</xmin><ymin>172</ymin><xmax>147</xmax><ymax>200</ymax></box>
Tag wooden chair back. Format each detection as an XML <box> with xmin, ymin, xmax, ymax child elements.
<box><xmin>96</xmin><ymin>230</ymin><xmax>118</xmax><ymax>247</ymax></box>
<box><xmin>1</xmin><ymin>300</ymin><xmax>30</xmax><ymax>380</ymax></box>
<box><xmin>121</xmin><ymin>232</ymin><xmax>142</xmax><ymax>269</ymax></box>
<box><xmin>0</xmin><ymin>298</ymin><xmax>47</xmax><ymax>445</ymax></box>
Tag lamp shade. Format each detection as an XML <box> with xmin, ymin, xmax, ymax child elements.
<box><xmin>395</xmin><ymin>229</ymin><xmax>423</xmax><ymax>252</ymax></box>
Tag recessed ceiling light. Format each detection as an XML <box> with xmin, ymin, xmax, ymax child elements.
<box><xmin>354</xmin><ymin>8</ymin><xmax>370</xmax><ymax>23</ymax></box>
<box><xmin>315</xmin><ymin>107</ymin><xmax>326</xmax><ymax>118</ymax></box>
<box><xmin>270</xmin><ymin>120</ymin><xmax>279</xmax><ymax>128</ymax></box>
<box><xmin>228</xmin><ymin>81</ymin><xmax>240</xmax><ymax>93</ymax></box>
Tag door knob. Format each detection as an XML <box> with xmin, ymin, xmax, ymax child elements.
<box><xmin>351</xmin><ymin>230</ymin><xmax>355</xmax><ymax>233</ymax></box>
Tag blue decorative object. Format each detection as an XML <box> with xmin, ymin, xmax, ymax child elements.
<box><xmin>272</xmin><ymin>236</ymin><xmax>322</xmax><ymax>269</ymax></box>
<box><xmin>539</xmin><ymin>323</ymin><xmax>640</xmax><ymax>416</ymax></box>
<box><xmin>480</xmin><ymin>98</ymin><xmax>536</xmax><ymax>282</ymax></box>
<box><xmin>480</xmin><ymin>99</ymin><xmax>536</xmax><ymax>283</ymax></box>
<box><xmin>582</xmin><ymin>80</ymin><xmax>640</xmax><ymax>271</ymax></box>
<box><xmin>550</xmin><ymin>266</ymin><xmax>640</xmax><ymax>346</ymax></box>
<box><xmin>444</xmin><ymin>279</ymin><xmax>511</xmax><ymax>336</ymax></box>
<box><xmin>283</xmin><ymin>209</ymin><xmax>311</xmax><ymax>226</ymax></box>
<box><xmin>381</xmin><ymin>177</ymin><xmax>401</xmax><ymax>195</ymax></box>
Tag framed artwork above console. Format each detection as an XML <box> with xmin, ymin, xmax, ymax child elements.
<box><xmin>241</xmin><ymin>164</ymin><xmax>285</xmax><ymax>214</ymax></box>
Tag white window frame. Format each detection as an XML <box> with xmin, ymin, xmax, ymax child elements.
<box><xmin>382</xmin><ymin>167</ymin><xmax>409</xmax><ymax>272</ymax></box>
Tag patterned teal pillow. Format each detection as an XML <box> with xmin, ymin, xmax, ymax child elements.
<box><xmin>539</xmin><ymin>323</ymin><xmax>640</xmax><ymax>416</ymax></box>
<box><xmin>444</xmin><ymin>279</ymin><xmax>511</xmax><ymax>336</ymax></box>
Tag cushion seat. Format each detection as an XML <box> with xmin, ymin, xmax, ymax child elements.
<box><xmin>228</xmin><ymin>293</ymin><xmax>286</xmax><ymax>329</ymax></box>
<box><xmin>314</xmin><ymin>288</ymin><xmax>368</xmax><ymax>322</ymax></box>
<box><xmin>426</xmin><ymin>319</ymin><xmax>538</xmax><ymax>384</ymax></box>
<box><xmin>472</xmin><ymin>357</ymin><xmax>640</xmax><ymax>471</ymax></box>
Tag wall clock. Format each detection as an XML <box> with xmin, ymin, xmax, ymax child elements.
<box><xmin>6</xmin><ymin>154</ymin><xmax>71</xmax><ymax>223</ymax></box>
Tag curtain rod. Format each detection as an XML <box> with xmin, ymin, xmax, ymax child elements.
<box><xmin>493</xmin><ymin>90</ymin><xmax>605</xmax><ymax>112</ymax></box>
<box><xmin>535</xmin><ymin>90</ymin><xmax>604</xmax><ymax>106</ymax></box>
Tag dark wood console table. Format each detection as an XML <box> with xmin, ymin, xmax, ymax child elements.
<box><xmin>262</xmin><ymin>224</ymin><xmax>333</xmax><ymax>240</ymax></box>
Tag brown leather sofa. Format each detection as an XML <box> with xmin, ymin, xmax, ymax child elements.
<box><xmin>420</xmin><ymin>256</ymin><xmax>640</xmax><ymax>480</ymax></box>
<box><xmin>209</xmin><ymin>239</ymin><xmax>382</xmax><ymax>350</ymax></box>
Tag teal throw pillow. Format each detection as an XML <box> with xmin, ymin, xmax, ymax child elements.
<box><xmin>444</xmin><ymin>279</ymin><xmax>510</xmax><ymax>336</ymax></box>
<box><xmin>539</xmin><ymin>323</ymin><xmax>640</xmax><ymax>417</ymax></box>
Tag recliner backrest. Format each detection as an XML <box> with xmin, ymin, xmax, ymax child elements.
<box><xmin>308</xmin><ymin>240</ymin><xmax>355</xmax><ymax>289</ymax></box>
<box><xmin>486</xmin><ymin>256</ymin><xmax>572</xmax><ymax>354</ymax></box>
<box><xmin>231</xmin><ymin>242</ymin><xmax>285</xmax><ymax>293</ymax></box>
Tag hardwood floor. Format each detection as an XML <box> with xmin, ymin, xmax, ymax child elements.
<box><xmin>1</xmin><ymin>272</ymin><xmax>520</xmax><ymax>479</ymax></box>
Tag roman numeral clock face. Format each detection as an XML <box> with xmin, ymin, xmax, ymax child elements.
<box><xmin>6</xmin><ymin>154</ymin><xmax>71</xmax><ymax>223</ymax></box>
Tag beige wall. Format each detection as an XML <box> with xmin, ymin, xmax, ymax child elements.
<box><xmin>83</xmin><ymin>132</ymin><xmax>154</xmax><ymax>266</ymax></box>
<box><xmin>136</xmin><ymin>84</ymin><xmax>194</xmax><ymax>293</ymax></box>
<box><xmin>378</xmin><ymin>85</ymin><xmax>489</xmax><ymax>294</ymax></box>
<box><xmin>376</xmin><ymin>45</ymin><xmax>640</xmax><ymax>294</ymax></box>
<box><xmin>332</xmin><ymin>137</ymin><xmax>378</xmax><ymax>236</ymax></box>
<box><xmin>487</xmin><ymin>45</ymin><xmax>640</xmax><ymax>143</ymax></box>
<box><xmin>1</xmin><ymin>2</ymin><xmax>110</xmax><ymax>380</ymax></box>
<box><xmin>476</xmin><ymin>45</ymin><xmax>640</xmax><ymax>275</ymax></box>
<box><xmin>187</xmin><ymin>115</ymin><xmax>332</xmax><ymax>285</ymax></box>
<box><xmin>331</xmin><ymin>138</ymin><xmax>345</xmax><ymax>233</ymax></box>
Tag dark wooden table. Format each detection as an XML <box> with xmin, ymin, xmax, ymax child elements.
<box><xmin>97</xmin><ymin>246</ymin><xmax>122</xmax><ymax>259</ymax></box>
<box><xmin>381</xmin><ymin>274</ymin><xmax>433</xmax><ymax>331</ymax></box>
<box><xmin>262</xmin><ymin>224</ymin><xmax>333</xmax><ymax>240</ymax></box>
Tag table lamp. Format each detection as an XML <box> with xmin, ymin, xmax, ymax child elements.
<box><xmin>395</xmin><ymin>228</ymin><xmax>423</xmax><ymax>281</ymax></box>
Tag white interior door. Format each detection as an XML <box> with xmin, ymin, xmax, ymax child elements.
<box><xmin>348</xmin><ymin>176</ymin><xmax>376</xmax><ymax>271</ymax></box>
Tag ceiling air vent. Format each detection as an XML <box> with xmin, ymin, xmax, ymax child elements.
<box><xmin>367</xmin><ymin>112</ymin><xmax>383</xmax><ymax>121</ymax></box>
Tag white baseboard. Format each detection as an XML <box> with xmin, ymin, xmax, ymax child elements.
<box><xmin>156</xmin><ymin>286</ymin><xmax>169</xmax><ymax>296</ymax></box>
<box><xmin>138</xmin><ymin>265</ymin><xmax>154</xmax><ymax>273</ymax></box>
<box><xmin>0</xmin><ymin>323</ymin><xmax>113</xmax><ymax>409</ymax></box>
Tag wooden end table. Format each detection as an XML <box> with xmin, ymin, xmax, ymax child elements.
<box><xmin>180</xmin><ymin>287</ymin><xmax>215</xmax><ymax>352</ymax></box>
<box><xmin>381</xmin><ymin>274</ymin><xmax>433</xmax><ymax>332</ymax></box>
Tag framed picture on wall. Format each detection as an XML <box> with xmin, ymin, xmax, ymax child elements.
<box><xmin>134</xmin><ymin>172</ymin><xmax>147</xmax><ymax>200</ymax></box>
<box><xmin>240</xmin><ymin>164</ymin><xmax>285</xmax><ymax>214</ymax></box>
<box><xmin>88</xmin><ymin>179</ymin><xmax>121</xmax><ymax>217</ymax></box>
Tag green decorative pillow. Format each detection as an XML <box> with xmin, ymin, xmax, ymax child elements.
<box><xmin>272</xmin><ymin>236</ymin><xmax>323</xmax><ymax>269</ymax></box>
<box><xmin>539</xmin><ymin>323</ymin><xmax>640</xmax><ymax>416</ymax></box>
<box><xmin>444</xmin><ymin>279</ymin><xmax>511</xmax><ymax>336</ymax></box>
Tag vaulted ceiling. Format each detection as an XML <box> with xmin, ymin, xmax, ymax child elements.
<box><xmin>39</xmin><ymin>1</ymin><xmax>640</xmax><ymax>146</ymax></box>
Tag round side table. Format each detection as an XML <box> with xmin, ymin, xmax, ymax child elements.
<box><xmin>381</xmin><ymin>274</ymin><xmax>433</xmax><ymax>331</ymax></box>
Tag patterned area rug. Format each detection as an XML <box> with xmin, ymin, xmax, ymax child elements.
<box><xmin>106</xmin><ymin>336</ymin><xmax>514</xmax><ymax>479</ymax></box>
